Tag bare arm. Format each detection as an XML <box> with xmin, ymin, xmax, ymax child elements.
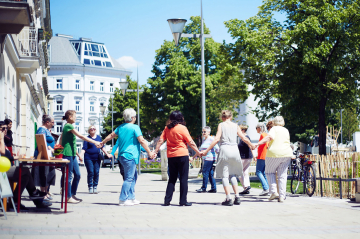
<box><xmin>237</xmin><ymin>126</ymin><xmax>255</xmax><ymax>149</ymax></box>
<box><xmin>203</xmin><ymin>124</ymin><xmax>222</xmax><ymax>155</ymax></box>
<box><xmin>102</xmin><ymin>132</ymin><xmax>116</xmax><ymax>145</ymax></box>
<box><xmin>59</xmin><ymin>133</ymin><xmax>63</xmax><ymax>145</ymax></box>
<box><xmin>154</xmin><ymin>138</ymin><xmax>165</xmax><ymax>155</ymax></box>
<box><xmin>257</xmin><ymin>135</ymin><xmax>273</xmax><ymax>146</ymax></box>
<box><xmin>80</xmin><ymin>149</ymin><xmax>85</xmax><ymax>159</ymax></box>
<box><xmin>69</xmin><ymin>129</ymin><xmax>102</xmax><ymax>148</ymax></box>
<box><xmin>137</xmin><ymin>136</ymin><xmax>155</xmax><ymax>159</ymax></box>
<box><xmin>101</xmin><ymin>147</ymin><xmax>112</xmax><ymax>157</ymax></box>
<box><xmin>187</xmin><ymin>140</ymin><xmax>201</xmax><ymax>157</ymax></box>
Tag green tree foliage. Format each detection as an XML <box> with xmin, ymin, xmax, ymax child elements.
<box><xmin>101</xmin><ymin>76</ymin><xmax>147</xmax><ymax>143</ymax></box>
<box><xmin>335</xmin><ymin>108</ymin><xmax>359</xmax><ymax>143</ymax></box>
<box><xmin>141</xmin><ymin>16</ymin><xmax>248</xmax><ymax>141</ymax></box>
<box><xmin>224</xmin><ymin>0</ymin><xmax>360</xmax><ymax>154</ymax></box>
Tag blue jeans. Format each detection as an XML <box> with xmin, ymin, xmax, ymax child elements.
<box><xmin>119</xmin><ymin>156</ymin><xmax>137</xmax><ymax>201</ymax></box>
<box><xmin>62</xmin><ymin>156</ymin><xmax>81</xmax><ymax>198</ymax></box>
<box><xmin>84</xmin><ymin>159</ymin><xmax>101</xmax><ymax>188</ymax></box>
<box><xmin>201</xmin><ymin>160</ymin><xmax>216</xmax><ymax>190</ymax></box>
<box><xmin>256</xmin><ymin>159</ymin><xmax>269</xmax><ymax>190</ymax></box>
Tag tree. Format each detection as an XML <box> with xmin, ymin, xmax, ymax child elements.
<box><xmin>336</xmin><ymin>108</ymin><xmax>359</xmax><ymax>143</ymax></box>
<box><xmin>224</xmin><ymin>0</ymin><xmax>360</xmax><ymax>154</ymax></box>
<box><xmin>101</xmin><ymin>76</ymin><xmax>147</xmax><ymax>143</ymax></box>
<box><xmin>141</xmin><ymin>16</ymin><xmax>248</xmax><ymax>141</ymax></box>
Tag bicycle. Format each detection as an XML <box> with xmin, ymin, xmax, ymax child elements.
<box><xmin>290</xmin><ymin>151</ymin><xmax>316</xmax><ymax>197</ymax></box>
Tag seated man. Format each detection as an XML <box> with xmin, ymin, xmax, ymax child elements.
<box><xmin>0</xmin><ymin>121</ymin><xmax>51</xmax><ymax>210</ymax></box>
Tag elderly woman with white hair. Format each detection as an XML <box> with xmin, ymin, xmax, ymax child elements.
<box><xmin>255</xmin><ymin>122</ymin><xmax>269</xmax><ymax>196</ymax></box>
<box><xmin>196</xmin><ymin>126</ymin><xmax>219</xmax><ymax>193</ymax></box>
<box><xmin>255</xmin><ymin>116</ymin><xmax>293</xmax><ymax>202</ymax></box>
<box><xmin>102</xmin><ymin>108</ymin><xmax>155</xmax><ymax>206</ymax></box>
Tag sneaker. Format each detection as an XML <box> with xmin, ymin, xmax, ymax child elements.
<box><xmin>89</xmin><ymin>188</ymin><xmax>94</xmax><ymax>194</ymax></box>
<box><xmin>239</xmin><ymin>186</ymin><xmax>251</xmax><ymax>195</ymax></box>
<box><xmin>48</xmin><ymin>192</ymin><xmax>54</xmax><ymax>196</ymax></box>
<box><xmin>43</xmin><ymin>196</ymin><xmax>52</xmax><ymax>201</ymax></box>
<box><xmin>93</xmin><ymin>187</ymin><xmax>98</xmax><ymax>194</ymax></box>
<box><xmin>259</xmin><ymin>190</ymin><xmax>269</xmax><ymax>196</ymax></box>
<box><xmin>269</xmin><ymin>193</ymin><xmax>279</xmax><ymax>201</ymax></box>
<box><xmin>221</xmin><ymin>199</ymin><xmax>233</xmax><ymax>206</ymax></box>
<box><xmin>234</xmin><ymin>197</ymin><xmax>241</xmax><ymax>205</ymax></box>
<box><xmin>36</xmin><ymin>201</ymin><xmax>52</xmax><ymax>208</ymax></box>
<box><xmin>278</xmin><ymin>196</ymin><xmax>285</xmax><ymax>203</ymax></box>
<box><xmin>7</xmin><ymin>203</ymin><xmax>29</xmax><ymax>211</ymax></box>
<box><xmin>196</xmin><ymin>188</ymin><xmax>207</xmax><ymax>193</ymax></box>
<box><xmin>131</xmin><ymin>199</ymin><xmax>140</xmax><ymax>205</ymax></box>
<box><xmin>207</xmin><ymin>189</ymin><xmax>217</xmax><ymax>193</ymax></box>
<box><xmin>29</xmin><ymin>189</ymin><xmax>47</xmax><ymax>199</ymax></box>
<box><xmin>67</xmin><ymin>197</ymin><xmax>80</xmax><ymax>203</ymax></box>
<box><xmin>119</xmin><ymin>200</ymin><xmax>134</xmax><ymax>206</ymax></box>
<box><xmin>72</xmin><ymin>195</ymin><xmax>83</xmax><ymax>202</ymax></box>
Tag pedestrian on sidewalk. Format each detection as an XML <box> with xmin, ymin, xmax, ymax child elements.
<box><xmin>238</xmin><ymin>125</ymin><xmax>254</xmax><ymax>195</ymax></box>
<box><xmin>60</xmin><ymin>110</ymin><xmax>103</xmax><ymax>203</ymax></box>
<box><xmin>32</xmin><ymin>115</ymin><xmax>57</xmax><ymax>201</ymax></box>
<box><xmin>200</xmin><ymin>110</ymin><xmax>255</xmax><ymax>206</ymax></box>
<box><xmin>4</xmin><ymin>118</ymin><xmax>13</xmax><ymax>157</ymax></box>
<box><xmin>154</xmin><ymin>111</ymin><xmax>201</xmax><ymax>207</ymax></box>
<box><xmin>255</xmin><ymin>123</ymin><xmax>269</xmax><ymax>196</ymax></box>
<box><xmin>196</xmin><ymin>126</ymin><xmax>219</xmax><ymax>193</ymax></box>
<box><xmin>255</xmin><ymin>116</ymin><xmax>293</xmax><ymax>203</ymax></box>
<box><xmin>102</xmin><ymin>108</ymin><xmax>155</xmax><ymax>206</ymax></box>
<box><xmin>81</xmin><ymin>126</ymin><xmax>112</xmax><ymax>194</ymax></box>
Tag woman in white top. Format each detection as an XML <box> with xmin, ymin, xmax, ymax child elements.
<box><xmin>255</xmin><ymin>116</ymin><xmax>293</xmax><ymax>202</ymax></box>
<box><xmin>201</xmin><ymin>110</ymin><xmax>255</xmax><ymax>206</ymax></box>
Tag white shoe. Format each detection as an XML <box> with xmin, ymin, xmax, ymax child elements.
<box><xmin>259</xmin><ymin>190</ymin><xmax>269</xmax><ymax>196</ymax></box>
<box><xmin>269</xmin><ymin>193</ymin><xmax>279</xmax><ymax>201</ymax></box>
<box><xmin>67</xmin><ymin>197</ymin><xmax>80</xmax><ymax>203</ymax></box>
<box><xmin>278</xmin><ymin>196</ymin><xmax>285</xmax><ymax>203</ymax></box>
<box><xmin>119</xmin><ymin>200</ymin><xmax>134</xmax><ymax>206</ymax></box>
<box><xmin>131</xmin><ymin>199</ymin><xmax>140</xmax><ymax>205</ymax></box>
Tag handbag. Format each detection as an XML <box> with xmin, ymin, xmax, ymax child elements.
<box><xmin>98</xmin><ymin>151</ymin><xmax>105</xmax><ymax>161</ymax></box>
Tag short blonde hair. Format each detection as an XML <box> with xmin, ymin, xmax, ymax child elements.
<box><xmin>273</xmin><ymin>116</ymin><xmax>285</xmax><ymax>126</ymax></box>
<box><xmin>240</xmin><ymin>125</ymin><xmax>248</xmax><ymax>132</ymax></box>
<box><xmin>220</xmin><ymin>110</ymin><xmax>232</xmax><ymax>119</ymax></box>
<box><xmin>88</xmin><ymin>125</ymin><xmax>96</xmax><ymax>134</ymax></box>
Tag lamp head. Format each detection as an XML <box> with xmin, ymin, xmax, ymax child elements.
<box><xmin>167</xmin><ymin>18</ymin><xmax>187</xmax><ymax>46</ymax></box>
<box><xmin>119</xmin><ymin>80</ymin><xmax>129</xmax><ymax>96</ymax></box>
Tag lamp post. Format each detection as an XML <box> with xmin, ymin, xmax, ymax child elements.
<box><xmin>99</xmin><ymin>105</ymin><xmax>106</xmax><ymax>133</ymax></box>
<box><xmin>167</xmin><ymin>0</ymin><xmax>211</xmax><ymax>130</ymax></box>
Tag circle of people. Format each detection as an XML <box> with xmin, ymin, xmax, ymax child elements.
<box><xmin>0</xmin><ymin>107</ymin><xmax>293</xmax><ymax>210</ymax></box>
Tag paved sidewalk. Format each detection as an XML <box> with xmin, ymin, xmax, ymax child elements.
<box><xmin>1</xmin><ymin>165</ymin><xmax>360</xmax><ymax>238</ymax></box>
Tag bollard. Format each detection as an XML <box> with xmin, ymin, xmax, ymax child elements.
<box><xmin>160</xmin><ymin>149</ymin><xmax>168</xmax><ymax>181</ymax></box>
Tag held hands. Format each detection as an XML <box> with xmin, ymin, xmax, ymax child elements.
<box><xmin>95</xmin><ymin>142</ymin><xmax>103</xmax><ymax>148</ymax></box>
<box><xmin>250</xmin><ymin>143</ymin><xmax>258</xmax><ymax>150</ymax></box>
<box><xmin>148</xmin><ymin>151</ymin><xmax>156</xmax><ymax>159</ymax></box>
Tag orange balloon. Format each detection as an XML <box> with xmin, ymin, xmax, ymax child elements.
<box><xmin>0</xmin><ymin>156</ymin><xmax>11</xmax><ymax>172</ymax></box>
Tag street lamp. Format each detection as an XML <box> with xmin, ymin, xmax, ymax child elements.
<box><xmin>167</xmin><ymin>0</ymin><xmax>211</xmax><ymax>130</ymax></box>
<box><xmin>99</xmin><ymin>105</ymin><xmax>106</xmax><ymax>133</ymax></box>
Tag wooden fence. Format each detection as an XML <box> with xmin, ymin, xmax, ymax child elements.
<box><xmin>309</xmin><ymin>153</ymin><xmax>360</xmax><ymax>198</ymax></box>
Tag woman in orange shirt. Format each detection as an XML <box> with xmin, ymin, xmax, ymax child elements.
<box><xmin>256</xmin><ymin>123</ymin><xmax>269</xmax><ymax>196</ymax></box>
<box><xmin>154</xmin><ymin>111</ymin><xmax>201</xmax><ymax>206</ymax></box>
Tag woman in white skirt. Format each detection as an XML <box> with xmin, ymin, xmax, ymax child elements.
<box><xmin>201</xmin><ymin>110</ymin><xmax>255</xmax><ymax>206</ymax></box>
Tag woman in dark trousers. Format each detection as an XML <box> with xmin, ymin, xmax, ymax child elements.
<box><xmin>81</xmin><ymin>125</ymin><xmax>112</xmax><ymax>194</ymax></box>
<box><xmin>154</xmin><ymin>111</ymin><xmax>201</xmax><ymax>206</ymax></box>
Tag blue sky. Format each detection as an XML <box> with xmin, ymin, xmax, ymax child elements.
<box><xmin>51</xmin><ymin>0</ymin><xmax>278</xmax><ymax>85</ymax></box>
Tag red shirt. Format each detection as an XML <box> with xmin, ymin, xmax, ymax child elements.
<box><xmin>160</xmin><ymin>124</ymin><xmax>192</xmax><ymax>158</ymax></box>
<box><xmin>257</xmin><ymin>132</ymin><xmax>268</xmax><ymax>160</ymax></box>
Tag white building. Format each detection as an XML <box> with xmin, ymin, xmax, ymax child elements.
<box><xmin>47</xmin><ymin>34</ymin><xmax>131</xmax><ymax>152</ymax></box>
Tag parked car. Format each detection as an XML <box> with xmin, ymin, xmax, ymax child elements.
<box><xmin>101</xmin><ymin>153</ymin><xmax>115</xmax><ymax>168</ymax></box>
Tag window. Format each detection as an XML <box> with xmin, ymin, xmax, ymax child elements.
<box><xmin>100</xmin><ymin>82</ymin><xmax>104</xmax><ymax>91</ymax></box>
<box><xmin>56</xmin><ymin>79</ymin><xmax>62</xmax><ymax>89</ymax></box>
<box><xmin>90</xmin><ymin>102</ymin><xmax>94</xmax><ymax>112</ymax></box>
<box><xmin>110</xmin><ymin>83</ymin><xmax>114</xmax><ymax>92</ymax></box>
<box><xmin>47</xmin><ymin>102</ymin><xmax>50</xmax><ymax>113</ymax></box>
<box><xmin>84</xmin><ymin>59</ymin><xmax>90</xmax><ymax>65</ymax></box>
<box><xmin>100</xmin><ymin>102</ymin><xmax>104</xmax><ymax>106</ymax></box>
<box><xmin>75</xmin><ymin>80</ymin><xmax>80</xmax><ymax>90</ymax></box>
<box><xmin>75</xmin><ymin>101</ymin><xmax>80</xmax><ymax>111</ymax></box>
<box><xmin>56</xmin><ymin>101</ymin><xmax>62</xmax><ymax>111</ymax></box>
<box><xmin>90</xmin><ymin>81</ymin><xmax>94</xmax><ymax>91</ymax></box>
<box><xmin>75</xmin><ymin>122</ymin><xmax>80</xmax><ymax>131</ymax></box>
<box><xmin>56</xmin><ymin>122</ymin><xmax>62</xmax><ymax>133</ymax></box>
<box><xmin>94</xmin><ymin>60</ymin><xmax>101</xmax><ymax>66</ymax></box>
<box><xmin>71</xmin><ymin>42</ymin><xmax>81</xmax><ymax>56</ymax></box>
<box><xmin>105</xmin><ymin>62</ymin><xmax>112</xmax><ymax>67</ymax></box>
<box><xmin>84</xmin><ymin>43</ymin><xmax>108</xmax><ymax>58</ymax></box>
<box><xmin>76</xmin><ymin>144</ymin><xmax>82</xmax><ymax>154</ymax></box>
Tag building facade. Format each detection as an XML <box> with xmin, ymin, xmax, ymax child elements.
<box><xmin>0</xmin><ymin>0</ymin><xmax>51</xmax><ymax>156</ymax></box>
<box><xmin>47</xmin><ymin>34</ymin><xmax>131</xmax><ymax>152</ymax></box>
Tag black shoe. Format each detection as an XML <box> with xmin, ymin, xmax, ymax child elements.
<box><xmin>207</xmin><ymin>189</ymin><xmax>217</xmax><ymax>193</ymax></box>
<box><xmin>239</xmin><ymin>186</ymin><xmax>251</xmax><ymax>195</ymax></box>
<box><xmin>222</xmin><ymin>199</ymin><xmax>233</xmax><ymax>206</ymax></box>
<box><xmin>163</xmin><ymin>202</ymin><xmax>171</xmax><ymax>206</ymax></box>
<box><xmin>234</xmin><ymin>197</ymin><xmax>241</xmax><ymax>205</ymax></box>
<box><xmin>179</xmin><ymin>202</ymin><xmax>192</xmax><ymax>206</ymax></box>
<box><xmin>30</xmin><ymin>189</ymin><xmax>47</xmax><ymax>199</ymax></box>
<box><xmin>7</xmin><ymin>203</ymin><xmax>29</xmax><ymax>211</ymax></box>
<box><xmin>196</xmin><ymin>188</ymin><xmax>207</xmax><ymax>193</ymax></box>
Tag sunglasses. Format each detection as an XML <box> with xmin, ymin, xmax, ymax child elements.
<box><xmin>1</xmin><ymin>127</ymin><xmax>7</xmax><ymax>131</ymax></box>
<box><xmin>90</xmin><ymin>128</ymin><xmax>96</xmax><ymax>131</ymax></box>
<box><xmin>202</xmin><ymin>131</ymin><xmax>208</xmax><ymax>133</ymax></box>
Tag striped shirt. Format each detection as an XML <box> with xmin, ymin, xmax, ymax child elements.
<box><xmin>199</xmin><ymin>136</ymin><xmax>219</xmax><ymax>161</ymax></box>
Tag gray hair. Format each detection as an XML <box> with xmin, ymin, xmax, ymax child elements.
<box><xmin>42</xmin><ymin>115</ymin><xmax>54</xmax><ymax>125</ymax></box>
<box><xmin>273</xmin><ymin>116</ymin><xmax>285</xmax><ymax>126</ymax></box>
<box><xmin>256</xmin><ymin>122</ymin><xmax>266</xmax><ymax>133</ymax></box>
<box><xmin>203</xmin><ymin>126</ymin><xmax>211</xmax><ymax>133</ymax></box>
<box><xmin>123</xmin><ymin>108</ymin><xmax>136</xmax><ymax>122</ymax></box>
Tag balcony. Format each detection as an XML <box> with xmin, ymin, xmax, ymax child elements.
<box><xmin>0</xmin><ymin>0</ymin><xmax>32</xmax><ymax>34</ymax></box>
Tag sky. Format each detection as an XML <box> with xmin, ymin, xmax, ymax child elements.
<box><xmin>50</xmin><ymin>0</ymin><xmax>279</xmax><ymax>85</ymax></box>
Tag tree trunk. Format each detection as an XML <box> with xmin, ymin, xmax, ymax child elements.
<box><xmin>318</xmin><ymin>97</ymin><xmax>327</xmax><ymax>155</ymax></box>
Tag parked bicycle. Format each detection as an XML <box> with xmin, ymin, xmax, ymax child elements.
<box><xmin>290</xmin><ymin>151</ymin><xmax>316</xmax><ymax>197</ymax></box>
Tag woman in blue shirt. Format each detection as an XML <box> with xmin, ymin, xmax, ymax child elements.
<box><xmin>81</xmin><ymin>126</ymin><xmax>112</xmax><ymax>194</ymax></box>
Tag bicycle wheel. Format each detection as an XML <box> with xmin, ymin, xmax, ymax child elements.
<box><xmin>291</xmin><ymin>166</ymin><xmax>302</xmax><ymax>194</ymax></box>
<box><xmin>305</xmin><ymin>164</ymin><xmax>316</xmax><ymax>197</ymax></box>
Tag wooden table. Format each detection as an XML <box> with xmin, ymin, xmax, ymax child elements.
<box><xmin>17</xmin><ymin>158</ymin><xmax>70</xmax><ymax>213</ymax></box>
